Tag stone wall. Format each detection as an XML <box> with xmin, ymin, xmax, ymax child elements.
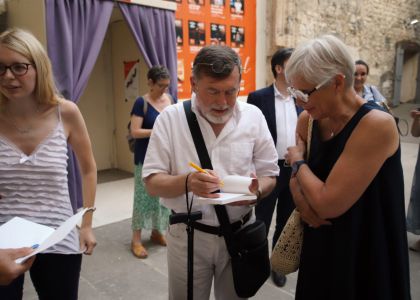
<box><xmin>267</xmin><ymin>0</ymin><xmax>420</xmax><ymax>101</ymax></box>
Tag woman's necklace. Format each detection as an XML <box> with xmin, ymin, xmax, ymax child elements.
<box><xmin>3</xmin><ymin>106</ymin><xmax>39</xmax><ymax>134</ymax></box>
<box><xmin>329</xmin><ymin>120</ymin><xmax>341</xmax><ymax>138</ymax></box>
<box><xmin>5</xmin><ymin>115</ymin><xmax>33</xmax><ymax>134</ymax></box>
<box><xmin>11</xmin><ymin>122</ymin><xmax>32</xmax><ymax>134</ymax></box>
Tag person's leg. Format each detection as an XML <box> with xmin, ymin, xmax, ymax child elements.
<box><xmin>131</xmin><ymin>164</ymin><xmax>147</xmax><ymax>258</ymax></box>
<box><xmin>151</xmin><ymin>229</ymin><xmax>167</xmax><ymax>246</ymax></box>
<box><xmin>30</xmin><ymin>253</ymin><xmax>82</xmax><ymax>300</ymax></box>
<box><xmin>271</xmin><ymin>164</ymin><xmax>294</xmax><ymax>287</ymax></box>
<box><xmin>273</xmin><ymin>165</ymin><xmax>294</xmax><ymax>246</ymax></box>
<box><xmin>0</xmin><ymin>274</ymin><xmax>24</xmax><ymax>300</ymax></box>
<box><xmin>255</xmin><ymin>178</ymin><xmax>280</xmax><ymax>238</ymax></box>
<box><xmin>137</xmin><ymin>163</ymin><xmax>170</xmax><ymax>247</ymax></box>
<box><xmin>167</xmin><ymin>223</ymin><xmax>214</xmax><ymax>300</ymax></box>
<box><xmin>132</xmin><ymin>229</ymin><xmax>142</xmax><ymax>244</ymax></box>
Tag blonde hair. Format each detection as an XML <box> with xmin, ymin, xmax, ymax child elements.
<box><xmin>0</xmin><ymin>28</ymin><xmax>59</xmax><ymax>105</ymax></box>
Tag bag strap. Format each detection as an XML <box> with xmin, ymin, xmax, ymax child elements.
<box><xmin>183</xmin><ymin>100</ymin><xmax>212</xmax><ymax>169</ymax></box>
<box><xmin>183</xmin><ymin>100</ymin><xmax>238</xmax><ymax>257</ymax></box>
<box><xmin>143</xmin><ymin>98</ymin><xmax>148</xmax><ymax>115</ymax></box>
<box><xmin>369</xmin><ymin>85</ymin><xmax>377</xmax><ymax>102</ymax></box>
<box><xmin>307</xmin><ymin>117</ymin><xmax>313</xmax><ymax>160</ymax></box>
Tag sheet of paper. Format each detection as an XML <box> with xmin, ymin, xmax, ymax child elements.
<box><xmin>0</xmin><ymin>217</ymin><xmax>54</xmax><ymax>249</ymax></box>
<box><xmin>16</xmin><ymin>208</ymin><xmax>88</xmax><ymax>263</ymax></box>
<box><xmin>0</xmin><ymin>208</ymin><xmax>89</xmax><ymax>264</ymax></box>
<box><xmin>196</xmin><ymin>193</ymin><xmax>256</xmax><ymax>205</ymax></box>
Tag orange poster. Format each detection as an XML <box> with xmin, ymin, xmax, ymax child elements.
<box><xmin>170</xmin><ymin>0</ymin><xmax>256</xmax><ymax>99</ymax></box>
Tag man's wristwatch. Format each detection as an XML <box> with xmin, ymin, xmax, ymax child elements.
<box><xmin>249</xmin><ymin>186</ymin><xmax>263</xmax><ymax>208</ymax></box>
<box><xmin>256</xmin><ymin>186</ymin><xmax>263</xmax><ymax>200</ymax></box>
<box><xmin>291</xmin><ymin>160</ymin><xmax>306</xmax><ymax>177</ymax></box>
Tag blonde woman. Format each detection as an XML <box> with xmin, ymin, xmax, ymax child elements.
<box><xmin>0</xmin><ymin>28</ymin><xmax>96</xmax><ymax>299</ymax></box>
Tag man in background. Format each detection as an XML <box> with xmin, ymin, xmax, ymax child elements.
<box><xmin>247</xmin><ymin>48</ymin><xmax>302</xmax><ymax>287</ymax></box>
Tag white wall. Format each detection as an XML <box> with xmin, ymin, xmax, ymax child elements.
<box><xmin>77</xmin><ymin>32</ymin><xmax>115</xmax><ymax>171</ymax></box>
<box><xmin>255</xmin><ymin>0</ymin><xmax>267</xmax><ymax>89</ymax></box>
<box><xmin>6</xmin><ymin>0</ymin><xmax>46</xmax><ymax>45</ymax></box>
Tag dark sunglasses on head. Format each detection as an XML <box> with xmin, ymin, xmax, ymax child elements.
<box><xmin>193</xmin><ymin>61</ymin><xmax>241</xmax><ymax>74</ymax></box>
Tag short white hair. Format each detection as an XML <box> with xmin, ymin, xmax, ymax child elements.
<box><xmin>285</xmin><ymin>35</ymin><xmax>355</xmax><ymax>88</ymax></box>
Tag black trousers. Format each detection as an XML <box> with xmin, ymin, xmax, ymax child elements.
<box><xmin>0</xmin><ymin>253</ymin><xmax>82</xmax><ymax>300</ymax></box>
<box><xmin>255</xmin><ymin>160</ymin><xmax>295</xmax><ymax>248</ymax></box>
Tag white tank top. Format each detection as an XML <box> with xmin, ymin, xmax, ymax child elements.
<box><xmin>0</xmin><ymin>106</ymin><xmax>80</xmax><ymax>254</ymax></box>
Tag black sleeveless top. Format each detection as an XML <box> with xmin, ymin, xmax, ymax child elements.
<box><xmin>296</xmin><ymin>102</ymin><xmax>411</xmax><ymax>300</ymax></box>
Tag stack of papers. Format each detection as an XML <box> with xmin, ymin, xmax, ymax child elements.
<box><xmin>196</xmin><ymin>175</ymin><xmax>257</xmax><ymax>205</ymax></box>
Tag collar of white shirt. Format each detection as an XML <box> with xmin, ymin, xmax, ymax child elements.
<box><xmin>273</xmin><ymin>83</ymin><xmax>292</xmax><ymax>102</ymax></box>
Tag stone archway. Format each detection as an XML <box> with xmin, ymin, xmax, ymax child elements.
<box><xmin>392</xmin><ymin>40</ymin><xmax>420</xmax><ymax>106</ymax></box>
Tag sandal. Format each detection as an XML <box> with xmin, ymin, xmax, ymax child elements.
<box><xmin>409</xmin><ymin>240</ymin><xmax>420</xmax><ymax>252</ymax></box>
<box><xmin>151</xmin><ymin>231</ymin><xmax>167</xmax><ymax>246</ymax></box>
<box><xmin>131</xmin><ymin>242</ymin><xmax>148</xmax><ymax>258</ymax></box>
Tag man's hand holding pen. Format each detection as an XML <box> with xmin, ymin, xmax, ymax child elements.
<box><xmin>188</xmin><ymin>162</ymin><xmax>223</xmax><ymax>198</ymax></box>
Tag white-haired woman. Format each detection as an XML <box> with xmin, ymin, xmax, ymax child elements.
<box><xmin>285</xmin><ymin>35</ymin><xmax>411</xmax><ymax>299</ymax></box>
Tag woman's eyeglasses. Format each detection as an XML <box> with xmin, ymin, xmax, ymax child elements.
<box><xmin>287</xmin><ymin>77</ymin><xmax>332</xmax><ymax>103</ymax></box>
<box><xmin>0</xmin><ymin>63</ymin><xmax>33</xmax><ymax>76</ymax></box>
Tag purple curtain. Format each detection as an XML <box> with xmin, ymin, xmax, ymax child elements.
<box><xmin>118</xmin><ymin>3</ymin><xmax>178</xmax><ymax>99</ymax></box>
<box><xmin>45</xmin><ymin>0</ymin><xmax>114</xmax><ymax>211</ymax></box>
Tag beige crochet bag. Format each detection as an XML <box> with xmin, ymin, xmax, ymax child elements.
<box><xmin>270</xmin><ymin>117</ymin><xmax>313</xmax><ymax>275</ymax></box>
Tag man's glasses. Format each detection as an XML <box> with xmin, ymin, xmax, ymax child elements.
<box><xmin>287</xmin><ymin>77</ymin><xmax>332</xmax><ymax>103</ymax></box>
<box><xmin>193</xmin><ymin>61</ymin><xmax>242</xmax><ymax>74</ymax></box>
<box><xmin>0</xmin><ymin>63</ymin><xmax>33</xmax><ymax>76</ymax></box>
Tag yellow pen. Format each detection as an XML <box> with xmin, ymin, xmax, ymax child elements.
<box><xmin>189</xmin><ymin>161</ymin><xmax>210</xmax><ymax>175</ymax></box>
<box><xmin>188</xmin><ymin>162</ymin><xmax>224</xmax><ymax>186</ymax></box>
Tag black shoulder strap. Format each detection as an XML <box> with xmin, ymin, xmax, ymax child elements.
<box><xmin>183</xmin><ymin>100</ymin><xmax>212</xmax><ymax>170</ymax></box>
<box><xmin>369</xmin><ymin>85</ymin><xmax>377</xmax><ymax>102</ymax></box>
<box><xmin>183</xmin><ymin>100</ymin><xmax>237</xmax><ymax>256</ymax></box>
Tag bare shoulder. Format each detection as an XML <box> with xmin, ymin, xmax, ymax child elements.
<box><xmin>359</xmin><ymin>108</ymin><xmax>397</xmax><ymax>135</ymax></box>
<box><xmin>296</xmin><ymin>110</ymin><xmax>311</xmax><ymax>141</ymax></box>
<box><xmin>351</xmin><ymin>108</ymin><xmax>399</xmax><ymax>156</ymax></box>
<box><xmin>58</xmin><ymin>99</ymin><xmax>81</xmax><ymax>119</ymax></box>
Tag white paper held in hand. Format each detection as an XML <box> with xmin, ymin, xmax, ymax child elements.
<box><xmin>0</xmin><ymin>208</ymin><xmax>90</xmax><ymax>264</ymax></box>
<box><xmin>196</xmin><ymin>175</ymin><xmax>257</xmax><ymax>205</ymax></box>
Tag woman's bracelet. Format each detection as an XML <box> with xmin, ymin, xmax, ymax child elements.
<box><xmin>83</xmin><ymin>207</ymin><xmax>96</xmax><ymax>213</ymax></box>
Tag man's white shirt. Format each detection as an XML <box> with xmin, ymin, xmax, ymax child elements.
<box><xmin>273</xmin><ymin>84</ymin><xmax>298</xmax><ymax>159</ymax></box>
<box><xmin>142</xmin><ymin>94</ymin><xmax>279</xmax><ymax>226</ymax></box>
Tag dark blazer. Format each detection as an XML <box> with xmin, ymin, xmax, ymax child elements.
<box><xmin>247</xmin><ymin>84</ymin><xmax>303</xmax><ymax>147</ymax></box>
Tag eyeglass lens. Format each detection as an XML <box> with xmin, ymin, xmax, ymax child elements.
<box><xmin>0</xmin><ymin>63</ymin><xmax>30</xmax><ymax>76</ymax></box>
